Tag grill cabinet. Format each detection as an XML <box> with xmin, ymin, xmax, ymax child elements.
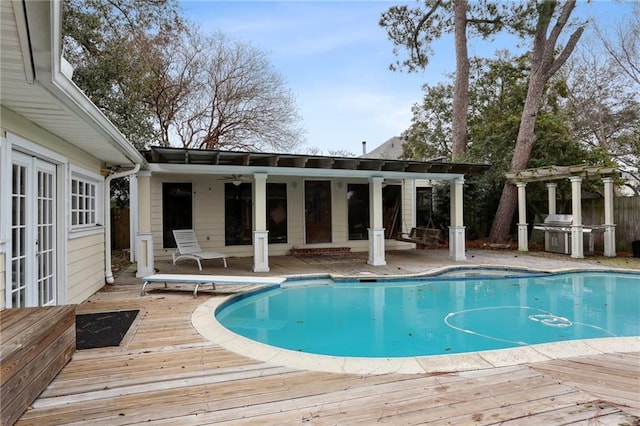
<box><xmin>533</xmin><ymin>214</ymin><xmax>601</xmax><ymax>255</ymax></box>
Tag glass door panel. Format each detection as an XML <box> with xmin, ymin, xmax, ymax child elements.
<box><xmin>304</xmin><ymin>181</ymin><xmax>332</xmax><ymax>243</ymax></box>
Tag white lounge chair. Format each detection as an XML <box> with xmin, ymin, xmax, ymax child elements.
<box><xmin>172</xmin><ymin>229</ymin><xmax>228</xmax><ymax>270</ymax></box>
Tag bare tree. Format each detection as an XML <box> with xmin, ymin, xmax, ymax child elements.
<box><xmin>596</xmin><ymin>2</ymin><xmax>640</xmax><ymax>87</ymax></box>
<box><xmin>142</xmin><ymin>30</ymin><xmax>305</xmax><ymax>152</ymax></box>
<box><xmin>489</xmin><ymin>1</ymin><xmax>584</xmax><ymax>243</ymax></box>
<box><xmin>185</xmin><ymin>34</ymin><xmax>301</xmax><ymax>152</ymax></box>
<box><xmin>64</xmin><ymin>1</ymin><xmax>304</xmax><ymax>152</ymax></box>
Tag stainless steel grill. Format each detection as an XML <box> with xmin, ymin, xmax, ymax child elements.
<box><xmin>533</xmin><ymin>214</ymin><xmax>603</xmax><ymax>255</ymax></box>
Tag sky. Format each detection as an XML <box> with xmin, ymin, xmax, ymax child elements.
<box><xmin>180</xmin><ymin>1</ymin><xmax>634</xmax><ymax>156</ymax></box>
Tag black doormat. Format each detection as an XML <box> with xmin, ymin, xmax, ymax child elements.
<box><xmin>76</xmin><ymin>310</ymin><xmax>139</xmax><ymax>350</ymax></box>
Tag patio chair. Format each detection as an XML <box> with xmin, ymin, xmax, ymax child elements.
<box><xmin>172</xmin><ymin>229</ymin><xmax>228</xmax><ymax>270</ymax></box>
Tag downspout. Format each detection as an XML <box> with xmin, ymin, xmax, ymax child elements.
<box><xmin>105</xmin><ymin>164</ymin><xmax>141</xmax><ymax>284</ymax></box>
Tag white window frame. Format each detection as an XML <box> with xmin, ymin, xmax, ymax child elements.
<box><xmin>69</xmin><ymin>165</ymin><xmax>104</xmax><ymax>238</ymax></box>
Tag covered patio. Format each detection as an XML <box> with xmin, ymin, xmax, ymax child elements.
<box><xmin>133</xmin><ymin>147</ymin><xmax>490</xmax><ymax>277</ymax></box>
<box><xmin>15</xmin><ymin>249</ymin><xmax>640</xmax><ymax>424</ymax></box>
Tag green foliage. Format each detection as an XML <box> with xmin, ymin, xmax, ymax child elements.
<box><xmin>401</xmin><ymin>83</ymin><xmax>453</xmax><ymax>159</ymax></box>
<box><xmin>380</xmin><ymin>0</ymin><xmax>536</xmax><ymax>72</ymax></box>
<box><xmin>404</xmin><ymin>51</ymin><xmax>607</xmax><ymax>238</ymax></box>
<box><xmin>63</xmin><ymin>0</ymin><xmax>184</xmax><ymax>149</ymax></box>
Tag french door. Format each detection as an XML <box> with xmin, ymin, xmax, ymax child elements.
<box><xmin>305</xmin><ymin>180</ymin><xmax>332</xmax><ymax>243</ymax></box>
<box><xmin>10</xmin><ymin>152</ymin><xmax>57</xmax><ymax>307</ymax></box>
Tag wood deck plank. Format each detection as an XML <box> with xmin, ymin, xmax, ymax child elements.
<box><xmin>14</xmin><ymin>267</ymin><xmax>640</xmax><ymax>426</ymax></box>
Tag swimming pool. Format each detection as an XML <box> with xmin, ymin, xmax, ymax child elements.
<box><xmin>215</xmin><ymin>270</ymin><xmax>639</xmax><ymax>358</ymax></box>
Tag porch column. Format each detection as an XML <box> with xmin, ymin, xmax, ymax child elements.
<box><xmin>569</xmin><ymin>176</ymin><xmax>584</xmax><ymax>259</ymax></box>
<box><xmin>136</xmin><ymin>171</ymin><xmax>154</xmax><ymax>277</ymax></box>
<box><xmin>602</xmin><ymin>177</ymin><xmax>616</xmax><ymax>257</ymax></box>
<box><xmin>516</xmin><ymin>182</ymin><xmax>528</xmax><ymax>251</ymax></box>
<box><xmin>253</xmin><ymin>173</ymin><xmax>269</xmax><ymax>272</ymax></box>
<box><xmin>448</xmin><ymin>177</ymin><xmax>466</xmax><ymax>261</ymax></box>
<box><xmin>368</xmin><ymin>176</ymin><xmax>386</xmax><ymax>266</ymax></box>
<box><xmin>546</xmin><ymin>183</ymin><xmax>557</xmax><ymax>215</ymax></box>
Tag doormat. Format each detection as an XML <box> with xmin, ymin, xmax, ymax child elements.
<box><xmin>76</xmin><ymin>310</ymin><xmax>139</xmax><ymax>350</ymax></box>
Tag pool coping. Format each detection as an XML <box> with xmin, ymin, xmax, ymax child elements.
<box><xmin>191</xmin><ymin>266</ymin><xmax>640</xmax><ymax>375</ymax></box>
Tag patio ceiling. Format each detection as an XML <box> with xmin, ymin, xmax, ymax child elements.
<box><xmin>142</xmin><ymin>146</ymin><xmax>491</xmax><ymax>180</ymax></box>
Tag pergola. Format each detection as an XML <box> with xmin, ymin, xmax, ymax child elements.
<box><xmin>506</xmin><ymin>165</ymin><xmax>620</xmax><ymax>258</ymax></box>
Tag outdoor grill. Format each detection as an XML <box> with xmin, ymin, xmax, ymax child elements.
<box><xmin>533</xmin><ymin>214</ymin><xmax>603</xmax><ymax>255</ymax></box>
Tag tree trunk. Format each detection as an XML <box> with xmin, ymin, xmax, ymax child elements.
<box><xmin>451</xmin><ymin>0</ymin><xmax>469</xmax><ymax>161</ymax></box>
<box><xmin>488</xmin><ymin>77</ymin><xmax>545</xmax><ymax>242</ymax></box>
<box><xmin>489</xmin><ymin>1</ymin><xmax>583</xmax><ymax>243</ymax></box>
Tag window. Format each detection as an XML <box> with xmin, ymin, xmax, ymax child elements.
<box><xmin>70</xmin><ymin>167</ymin><xmax>103</xmax><ymax>231</ymax></box>
<box><xmin>347</xmin><ymin>184</ymin><xmax>369</xmax><ymax>240</ymax></box>
<box><xmin>267</xmin><ymin>183</ymin><xmax>287</xmax><ymax>243</ymax></box>
<box><xmin>225</xmin><ymin>183</ymin><xmax>252</xmax><ymax>245</ymax></box>
<box><xmin>162</xmin><ymin>183</ymin><xmax>193</xmax><ymax>248</ymax></box>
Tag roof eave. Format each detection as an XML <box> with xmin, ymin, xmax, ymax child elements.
<box><xmin>22</xmin><ymin>0</ymin><xmax>144</xmax><ymax>166</ymax></box>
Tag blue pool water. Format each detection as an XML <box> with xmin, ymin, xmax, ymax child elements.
<box><xmin>215</xmin><ymin>271</ymin><xmax>640</xmax><ymax>358</ymax></box>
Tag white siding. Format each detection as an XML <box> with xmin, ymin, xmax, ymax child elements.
<box><xmin>67</xmin><ymin>233</ymin><xmax>105</xmax><ymax>303</ymax></box>
<box><xmin>0</xmin><ymin>253</ymin><xmax>5</xmax><ymax>310</ymax></box>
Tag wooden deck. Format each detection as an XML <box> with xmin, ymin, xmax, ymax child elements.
<box><xmin>16</xmin><ymin>255</ymin><xmax>640</xmax><ymax>425</ymax></box>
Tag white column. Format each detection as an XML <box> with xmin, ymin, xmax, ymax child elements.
<box><xmin>136</xmin><ymin>171</ymin><xmax>155</xmax><ymax>277</ymax></box>
<box><xmin>448</xmin><ymin>177</ymin><xmax>466</xmax><ymax>261</ymax></box>
<box><xmin>253</xmin><ymin>173</ymin><xmax>269</xmax><ymax>272</ymax></box>
<box><xmin>602</xmin><ymin>177</ymin><xmax>616</xmax><ymax>257</ymax></box>
<box><xmin>368</xmin><ymin>177</ymin><xmax>386</xmax><ymax>266</ymax></box>
<box><xmin>546</xmin><ymin>183</ymin><xmax>557</xmax><ymax>215</ymax></box>
<box><xmin>570</xmin><ymin>176</ymin><xmax>584</xmax><ymax>258</ymax></box>
<box><xmin>516</xmin><ymin>182</ymin><xmax>528</xmax><ymax>252</ymax></box>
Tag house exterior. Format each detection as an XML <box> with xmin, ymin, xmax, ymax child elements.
<box><xmin>0</xmin><ymin>0</ymin><xmax>492</xmax><ymax>308</ymax></box>
<box><xmin>134</xmin><ymin>147</ymin><xmax>490</xmax><ymax>275</ymax></box>
<box><xmin>0</xmin><ymin>0</ymin><xmax>144</xmax><ymax>310</ymax></box>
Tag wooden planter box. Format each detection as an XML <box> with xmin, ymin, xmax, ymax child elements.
<box><xmin>1</xmin><ymin>306</ymin><xmax>76</xmax><ymax>426</ymax></box>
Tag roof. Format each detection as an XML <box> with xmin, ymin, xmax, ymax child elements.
<box><xmin>142</xmin><ymin>146</ymin><xmax>491</xmax><ymax>180</ymax></box>
<box><xmin>0</xmin><ymin>0</ymin><xmax>143</xmax><ymax>166</ymax></box>
<box><xmin>362</xmin><ymin>136</ymin><xmax>405</xmax><ymax>160</ymax></box>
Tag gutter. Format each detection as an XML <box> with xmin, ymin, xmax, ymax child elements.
<box><xmin>105</xmin><ymin>164</ymin><xmax>140</xmax><ymax>284</ymax></box>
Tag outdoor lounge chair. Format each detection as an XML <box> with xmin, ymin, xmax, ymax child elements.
<box><xmin>172</xmin><ymin>229</ymin><xmax>228</xmax><ymax>270</ymax></box>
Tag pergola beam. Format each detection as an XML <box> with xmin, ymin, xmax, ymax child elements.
<box><xmin>506</xmin><ymin>165</ymin><xmax>619</xmax><ymax>183</ymax></box>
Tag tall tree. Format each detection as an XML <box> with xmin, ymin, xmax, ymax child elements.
<box><xmin>403</xmin><ymin>52</ymin><xmax>607</xmax><ymax>238</ymax></box>
<box><xmin>562</xmin><ymin>45</ymin><xmax>640</xmax><ymax>194</ymax></box>
<box><xmin>63</xmin><ymin>0</ymin><xmax>185</xmax><ymax>149</ymax></box>
<box><xmin>62</xmin><ymin>0</ymin><xmax>304</xmax><ymax>152</ymax></box>
<box><xmin>380</xmin><ymin>0</ymin><xmax>533</xmax><ymax>160</ymax></box>
<box><xmin>489</xmin><ymin>1</ymin><xmax>584</xmax><ymax>242</ymax></box>
<box><xmin>596</xmin><ymin>2</ymin><xmax>640</xmax><ymax>87</ymax></box>
<box><xmin>174</xmin><ymin>32</ymin><xmax>303</xmax><ymax>151</ymax></box>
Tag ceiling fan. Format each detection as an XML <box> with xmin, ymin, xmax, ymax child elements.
<box><xmin>217</xmin><ymin>174</ymin><xmax>248</xmax><ymax>186</ymax></box>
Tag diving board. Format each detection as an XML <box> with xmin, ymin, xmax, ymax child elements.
<box><xmin>141</xmin><ymin>274</ymin><xmax>286</xmax><ymax>297</ymax></box>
